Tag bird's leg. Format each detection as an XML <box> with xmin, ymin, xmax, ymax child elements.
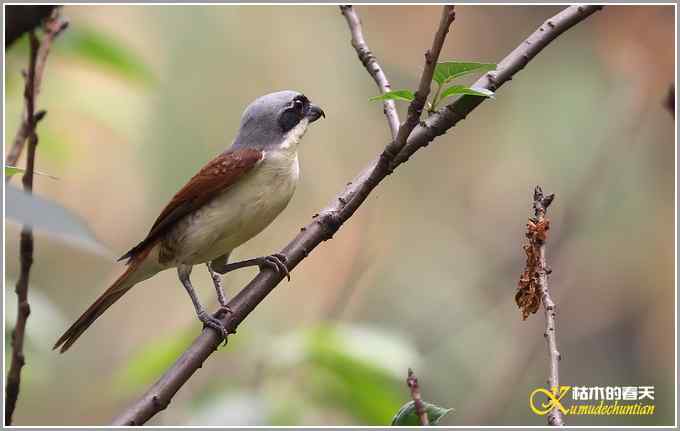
<box><xmin>206</xmin><ymin>259</ymin><xmax>232</xmax><ymax>316</ymax></box>
<box><xmin>211</xmin><ymin>252</ymin><xmax>290</xmax><ymax>281</ymax></box>
<box><xmin>177</xmin><ymin>264</ymin><xmax>227</xmax><ymax>342</ymax></box>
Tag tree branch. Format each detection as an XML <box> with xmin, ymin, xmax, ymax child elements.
<box><xmin>339</xmin><ymin>5</ymin><xmax>400</xmax><ymax>139</ymax></box>
<box><xmin>516</xmin><ymin>186</ymin><xmax>563</xmax><ymax>425</ymax></box>
<box><xmin>5</xmin><ymin>8</ymin><xmax>67</xmax><ymax>178</ymax></box>
<box><xmin>6</xmin><ymin>32</ymin><xmax>41</xmax><ymax>428</ymax></box>
<box><xmin>390</xmin><ymin>5</ymin><xmax>603</xmax><ymax>168</ymax></box>
<box><xmin>112</xmin><ymin>5</ymin><xmax>601</xmax><ymax>425</ymax></box>
<box><xmin>532</xmin><ymin>186</ymin><xmax>563</xmax><ymax>426</ymax></box>
<box><xmin>406</xmin><ymin>368</ymin><xmax>429</xmax><ymax>426</ymax></box>
<box><xmin>389</xmin><ymin>6</ymin><xmax>455</xmax><ymax>158</ymax></box>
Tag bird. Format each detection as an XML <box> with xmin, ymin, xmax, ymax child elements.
<box><xmin>53</xmin><ymin>90</ymin><xmax>325</xmax><ymax>353</ymax></box>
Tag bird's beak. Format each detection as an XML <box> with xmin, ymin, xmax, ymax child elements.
<box><xmin>306</xmin><ymin>104</ymin><xmax>325</xmax><ymax>123</ymax></box>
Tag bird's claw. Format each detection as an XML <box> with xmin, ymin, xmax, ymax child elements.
<box><xmin>259</xmin><ymin>253</ymin><xmax>290</xmax><ymax>281</ymax></box>
<box><xmin>197</xmin><ymin>309</ymin><xmax>228</xmax><ymax>344</ymax></box>
<box><xmin>218</xmin><ymin>304</ymin><xmax>233</xmax><ymax>315</ymax></box>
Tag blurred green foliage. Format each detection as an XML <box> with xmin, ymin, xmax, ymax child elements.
<box><xmin>55</xmin><ymin>26</ymin><xmax>154</xmax><ymax>84</ymax></box>
<box><xmin>113</xmin><ymin>328</ymin><xmax>196</xmax><ymax>396</ymax></box>
<box><xmin>265</xmin><ymin>324</ymin><xmax>420</xmax><ymax>425</ymax></box>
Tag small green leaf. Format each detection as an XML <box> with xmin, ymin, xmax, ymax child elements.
<box><xmin>5</xmin><ymin>165</ymin><xmax>58</xmax><ymax>179</ymax></box>
<box><xmin>56</xmin><ymin>26</ymin><xmax>153</xmax><ymax>84</ymax></box>
<box><xmin>391</xmin><ymin>400</ymin><xmax>454</xmax><ymax>426</ymax></box>
<box><xmin>433</xmin><ymin>61</ymin><xmax>496</xmax><ymax>85</ymax></box>
<box><xmin>439</xmin><ymin>85</ymin><xmax>495</xmax><ymax>100</ymax></box>
<box><xmin>5</xmin><ymin>166</ymin><xmax>23</xmax><ymax>176</ymax></box>
<box><xmin>370</xmin><ymin>90</ymin><xmax>415</xmax><ymax>102</ymax></box>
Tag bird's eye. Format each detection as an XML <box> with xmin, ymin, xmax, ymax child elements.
<box><xmin>293</xmin><ymin>99</ymin><xmax>304</xmax><ymax>111</ymax></box>
<box><xmin>279</xmin><ymin>109</ymin><xmax>300</xmax><ymax>132</ymax></box>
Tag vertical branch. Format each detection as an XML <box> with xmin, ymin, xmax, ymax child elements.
<box><xmin>516</xmin><ymin>186</ymin><xmax>563</xmax><ymax>426</ymax></box>
<box><xmin>406</xmin><ymin>368</ymin><xmax>429</xmax><ymax>426</ymax></box>
<box><xmin>5</xmin><ymin>31</ymin><xmax>40</xmax><ymax>426</ymax></box>
<box><xmin>339</xmin><ymin>5</ymin><xmax>400</xmax><ymax>140</ymax></box>
<box><xmin>533</xmin><ymin>187</ymin><xmax>563</xmax><ymax>427</ymax></box>
<box><xmin>5</xmin><ymin>11</ymin><xmax>66</xmax><ymax>425</ymax></box>
<box><xmin>5</xmin><ymin>8</ymin><xmax>67</xmax><ymax>176</ymax></box>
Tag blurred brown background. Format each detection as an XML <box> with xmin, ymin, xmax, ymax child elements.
<box><xmin>4</xmin><ymin>5</ymin><xmax>675</xmax><ymax>426</ymax></box>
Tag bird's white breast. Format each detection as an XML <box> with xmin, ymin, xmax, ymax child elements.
<box><xmin>172</xmin><ymin>121</ymin><xmax>308</xmax><ymax>265</ymax></box>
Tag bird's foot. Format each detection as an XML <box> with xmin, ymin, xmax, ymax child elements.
<box><xmin>197</xmin><ymin>309</ymin><xmax>228</xmax><ymax>344</ymax></box>
<box><xmin>214</xmin><ymin>304</ymin><xmax>233</xmax><ymax>322</ymax></box>
<box><xmin>258</xmin><ymin>253</ymin><xmax>290</xmax><ymax>281</ymax></box>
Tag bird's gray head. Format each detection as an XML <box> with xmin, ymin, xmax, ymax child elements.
<box><xmin>232</xmin><ymin>90</ymin><xmax>324</xmax><ymax>151</ymax></box>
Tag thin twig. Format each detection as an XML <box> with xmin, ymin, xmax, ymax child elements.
<box><xmin>339</xmin><ymin>5</ymin><xmax>400</xmax><ymax>140</ymax></box>
<box><xmin>5</xmin><ymin>31</ymin><xmax>40</xmax><ymax>427</ymax></box>
<box><xmin>532</xmin><ymin>186</ymin><xmax>563</xmax><ymax>426</ymax></box>
<box><xmin>112</xmin><ymin>6</ymin><xmax>601</xmax><ymax>425</ymax></box>
<box><xmin>517</xmin><ymin>186</ymin><xmax>563</xmax><ymax>425</ymax></box>
<box><xmin>5</xmin><ymin>11</ymin><xmax>66</xmax><ymax>424</ymax></box>
<box><xmin>406</xmin><ymin>368</ymin><xmax>429</xmax><ymax>426</ymax></box>
<box><xmin>5</xmin><ymin>9</ymin><xmax>67</xmax><ymax>177</ymax></box>
<box><xmin>388</xmin><ymin>5</ymin><xmax>455</xmax><ymax>158</ymax></box>
<box><xmin>390</xmin><ymin>5</ymin><xmax>603</xmax><ymax>168</ymax></box>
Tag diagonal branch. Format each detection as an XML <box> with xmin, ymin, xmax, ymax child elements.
<box><xmin>5</xmin><ymin>8</ymin><xmax>68</xmax><ymax>178</ymax></box>
<box><xmin>339</xmin><ymin>5</ymin><xmax>401</xmax><ymax>139</ymax></box>
<box><xmin>112</xmin><ymin>5</ymin><xmax>601</xmax><ymax>425</ymax></box>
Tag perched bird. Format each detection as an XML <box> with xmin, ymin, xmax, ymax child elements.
<box><xmin>54</xmin><ymin>91</ymin><xmax>324</xmax><ymax>353</ymax></box>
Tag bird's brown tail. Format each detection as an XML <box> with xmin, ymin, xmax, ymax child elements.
<box><xmin>53</xmin><ymin>260</ymin><xmax>143</xmax><ymax>353</ymax></box>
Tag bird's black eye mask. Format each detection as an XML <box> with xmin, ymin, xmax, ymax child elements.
<box><xmin>278</xmin><ymin>95</ymin><xmax>309</xmax><ymax>132</ymax></box>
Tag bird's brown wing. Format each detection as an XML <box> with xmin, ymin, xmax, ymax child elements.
<box><xmin>118</xmin><ymin>147</ymin><xmax>264</xmax><ymax>263</ymax></box>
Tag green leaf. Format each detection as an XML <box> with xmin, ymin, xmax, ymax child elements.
<box><xmin>439</xmin><ymin>85</ymin><xmax>495</xmax><ymax>100</ymax></box>
<box><xmin>391</xmin><ymin>400</ymin><xmax>454</xmax><ymax>426</ymax></box>
<box><xmin>370</xmin><ymin>90</ymin><xmax>415</xmax><ymax>102</ymax></box>
<box><xmin>56</xmin><ymin>26</ymin><xmax>153</xmax><ymax>84</ymax></box>
<box><xmin>5</xmin><ymin>165</ymin><xmax>59</xmax><ymax>179</ymax></box>
<box><xmin>5</xmin><ymin>166</ymin><xmax>23</xmax><ymax>176</ymax></box>
<box><xmin>433</xmin><ymin>61</ymin><xmax>496</xmax><ymax>85</ymax></box>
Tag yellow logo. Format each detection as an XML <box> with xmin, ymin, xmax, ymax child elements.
<box><xmin>530</xmin><ymin>386</ymin><xmax>570</xmax><ymax>416</ymax></box>
<box><xmin>529</xmin><ymin>385</ymin><xmax>656</xmax><ymax>416</ymax></box>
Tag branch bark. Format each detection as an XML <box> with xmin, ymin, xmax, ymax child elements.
<box><xmin>6</xmin><ymin>33</ymin><xmax>40</xmax><ymax>427</ymax></box>
<box><xmin>516</xmin><ymin>186</ymin><xmax>562</xmax><ymax>425</ymax></box>
<box><xmin>5</xmin><ymin>9</ymin><xmax>67</xmax><ymax>177</ymax></box>
<box><xmin>5</xmin><ymin>11</ymin><xmax>66</xmax><ymax>425</ymax></box>
<box><xmin>406</xmin><ymin>368</ymin><xmax>429</xmax><ymax>426</ymax></box>
<box><xmin>112</xmin><ymin>5</ymin><xmax>601</xmax><ymax>425</ymax></box>
<box><xmin>339</xmin><ymin>5</ymin><xmax>401</xmax><ymax>139</ymax></box>
<box><xmin>532</xmin><ymin>186</ymin><xmax>563</xmax><ymax>426</ymax></box>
